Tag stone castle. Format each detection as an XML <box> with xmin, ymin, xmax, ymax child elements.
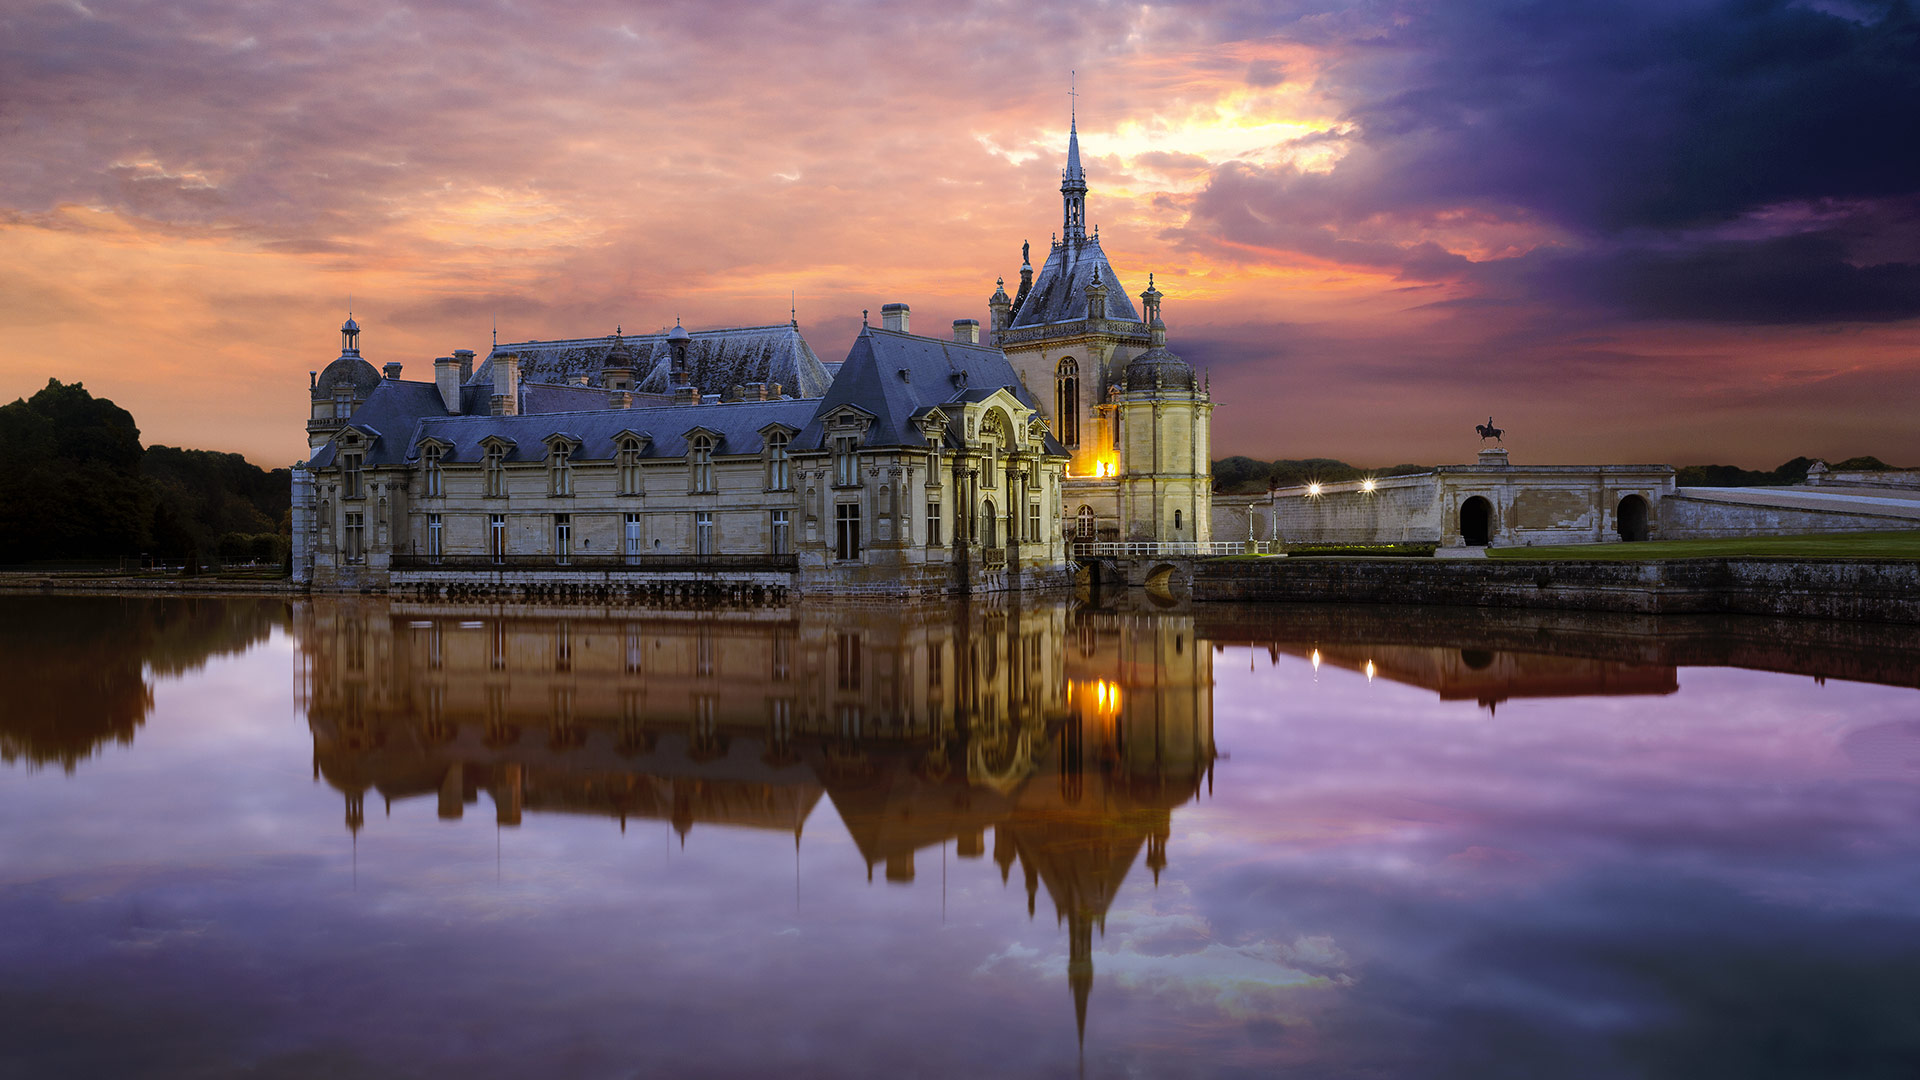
<box><xmin>294</xmin><ymin>109</ymin><xmax>1214</xmax><ymax>597</ymax></box>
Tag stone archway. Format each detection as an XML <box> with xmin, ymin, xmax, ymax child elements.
<box><xmin>1460</xmin><ymin>496</ymin><xmax>1493</xmax><ymax>546</ymax></box>
<box><xmin>1617</xmin><ymin>494</ymin><xmax>1650</xmax><ymax>541</ymax></box>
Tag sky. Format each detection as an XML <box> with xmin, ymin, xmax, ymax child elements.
<box><xmin>1</xmin><ymin>0</ymin><xmax>1916</xmax><ymax>469</ymax></box>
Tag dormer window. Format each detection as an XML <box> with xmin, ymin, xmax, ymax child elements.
<box><xmin>689</xmin><ymin>434</ymin><xmax>715</xmax><ymax>493</ymax></box>
<box><xmin>550</xmin><ymin>443</ymin><xmax>574</xmax><ymax>496</ymax></box>
<box><xmin>766</xmin><ymin>432</ymin><xmax>791</xmax><ymax>491</ymax></box>
<box><xmin>618</xmin><ymin>438</ymin><xmax>644</xmax><ymax>495</ymax></box>
<box><xmin>833</xmin><ymin>436</ymin><xmax>859</xmax><ymax>488</ymax></box>
<box><xmin>342</xmin><ymin>451</ymin><xmax>364</xmax><ymax>499</ymax></box>
<box><xmin>422</xmin><ymin>444</ymin><xmax>444</xmax><ymax>498</ymax></box>
<box><xmin>484</xmin><ymin>444</ymin><xmax>506</xmax><ymax>498</ymax></box>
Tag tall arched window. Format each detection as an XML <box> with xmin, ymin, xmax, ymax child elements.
<box><xmin>1055</xmin><ymin>358</ymin><xmax>1079</xmax><ymax>446</ymax></box>
<box><xmin>1076</xmin><ymin>505</ymin><xmax>1095</xmax><ymax>539</ymax></box>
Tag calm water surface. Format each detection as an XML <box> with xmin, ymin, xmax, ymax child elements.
<box><xmin>3</xmin><ymin>594</ymin><xmax>1920</xmax><ymax>1078</ymax></box>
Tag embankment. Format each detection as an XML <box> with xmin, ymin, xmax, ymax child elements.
<box><xmin>1192</xmin><ymin>557</ymin><xmax>1920</xmax><ymax>624</ymax></box>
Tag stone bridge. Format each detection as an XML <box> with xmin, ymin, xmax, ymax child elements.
<box><xmin>1075</xmin><ymin>542</ymin><xmax>1275</xmax><ymax>593</ymax></box>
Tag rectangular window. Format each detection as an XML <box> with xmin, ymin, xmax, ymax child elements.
<box><xmin>767</xmin><ymin>434</ymin><xmax>791</xmax><ymax>491</ymax></box>
<box><xmin>833</xmin><ymin>437</ymin><xmax>859</xmax><ymax>487</ymax></box>
<box><xmin>343</xmin><ymin>453</ymin><xmax>364</xmax><ymax>499</ymax></box>
<box><xmin>834</xmin><ymin>503</ymin><xmax>860</xmax><ymax>561</ymax></box>
<box><xmin>624</xmin><ymin>513</ymin><xmax>642</xmax><ymax>561</ymax></box>
<box><xmin>423</xmin><ymin>446</ymin><xmax>443</xmax><ymax>498</ymax></box>
<box><xmin>554</xmin><ymin>514</ymin><xmax>571</xmax><ymax>564</ymax></box>
<box><xmin>427</xmin><ymin>514</ymin><xmax>442</xmax><ymax>561</ymax></box>
<box><xmin>489</xmin><ymin>513</ymin><xmax>506</xmax><ymax>563</ymax></box>
<box><xmin>927</xmin><ymin>502</ymin><xmax>941</xmax><ymax>546</ymax></box>
<box><xmin>690</xmin><ymin>436</ymin><xmax>714</xmax><ymax>493</ymax></box>
<box><xmin>344</xmin><ymin>512</ymin><xmax>364</xmax><ymax>562</ymax></box>
<box><xmin>551</xmin><ymin>445</ymin><xmax>573</xmax><ymax>496</ymax></box>
<box><xmin>1028</xmin><ymin>502</ymin><xmax>1041</xmax><ymax>543</ymax></box>
<box><xmin>771</xmin><ymin>509</ymin><xmax>790</xmax><ymax>555</ymax></box>
<box><xmin>694</xmin><ymin>511</ymin><xmax>714</xmax><ymax>556</ymax></box>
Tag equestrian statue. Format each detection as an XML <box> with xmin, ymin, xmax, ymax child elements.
<box><xmin>1475</xmin><ymin>417</ymin><xmax>1504</xmax><ymax>443</ymax></box>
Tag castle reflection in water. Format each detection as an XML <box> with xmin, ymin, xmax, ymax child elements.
<box><xmin>296</xmin><ymin>599</ymin><xmax>1214</xmax><ymax>1037</ymax></box>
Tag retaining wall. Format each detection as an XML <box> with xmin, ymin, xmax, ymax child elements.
<box><xmin>1192</xmin><ymin>557</ymin><xmax>1920</xmax><ymax>623</ymax></box>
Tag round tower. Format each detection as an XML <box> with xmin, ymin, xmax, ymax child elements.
<box><xmin>308</xmin><ymin>316</ymin><xmax>381</xmax><ymax>452</ymax></box>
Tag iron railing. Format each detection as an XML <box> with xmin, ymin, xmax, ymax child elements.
<box><xmin>391</xmin><ymin>553</ymin><xmax>799</xmax><ymax>572</ymax></box>
<box><xmin>1072</xmin><ymin>541</ymin><xmax>1274</xmax><ymax>558</ymax></box>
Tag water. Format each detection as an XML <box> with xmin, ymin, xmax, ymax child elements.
<box><xmin>3</xmin><ymin>594</ymin><xmax>1919</xmax><ymax>1078</ymax></box>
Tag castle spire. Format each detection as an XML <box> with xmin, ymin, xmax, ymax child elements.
<box><xmin>1062</xmin><ymin>74</ymin><xmax>1088</xmax><ymax>243</ymax></box>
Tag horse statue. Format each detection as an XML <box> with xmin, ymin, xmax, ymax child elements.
<box><xmin>1475</xmin><ymin>417</ymin><xmax>1504</xmax><ymax>443</ymax></box>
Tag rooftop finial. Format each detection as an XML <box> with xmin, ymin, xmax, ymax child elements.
<box><xmin>1069</xmin><ymin>69</ymin><xmax>1077</xmax><ymax>129</ymax></box>
<box><xmin>790</xmin><ymin>290</ymin><xmax>797</xmax><ymax>328</ymax></box>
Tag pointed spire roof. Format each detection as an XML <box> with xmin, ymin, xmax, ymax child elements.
<box><xmin>1065</xmin><ymin>115</ymin><xmax>1083</xmax><ymax>185</ymax></box>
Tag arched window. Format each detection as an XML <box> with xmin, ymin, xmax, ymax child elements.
<box><xmin>618</xmin><ymin>438</ymin><xmax>643</xmax><ymax>495</ymax></box>
<box><xmin>982</xmin><ymin>498</ymin><xmax>998</xmax><ymax>547</ymax></box>
<box><xmin>689</xmin><ymin>434</ymin><xmax>714</xmax><ymax>493</ymax></box>
<box><xmin>766</xmin><ymin>432</ymin><xmax>791</xmax><ymax>491</ymax></box>
<box><xmin>1055</xmin><ymin>358</ymin><xmax>1079</xmax><ymax>446</ymax></box>
<box><xmin>1076</xmin><ymin>505</ymin><xmax>1095</xmax><ymax>539</ymax></box>
<box><xmin>1174</xmin><ymin>508</ymin><xmax>1182</xmax><ymax>533</ymax></box>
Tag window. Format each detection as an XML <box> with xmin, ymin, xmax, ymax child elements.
<box><xmin>344</xmin><ymin>512</ymin><xmax>364</xmax><ymax>563</ymax></box>
<box><xmin>1028</xmin><ymin>501</ymin><xmax>1041</xmax><ymax>543</ymax></box>
<box><xmin>423</xmin><ymin>445</ymin><xmax>443</xmax><ymax>497</ymax></box>
<box><xmin>554</xmin><ymin>514</ymin><xmax>572</xmax><ymax>564</ymax></box>
<box><xmin>694</xmin><ymin>511</ymin><xmax>714</xmax><ymax>556</ymax></box>
<box><xmin>689</xmin><ymin>434</ymin><xmax>714</xmax><ymax>493</ymax></box>
<box><xmin>835</xmin><ymin>503</ymin><xmax>860</xmax><ymax>560</ymax></box>
<box><xmin>982</xmin><ymin>499</ymin><xmax>997</xmax><ymax>547</ymax></box>
<box><xmin>484</xmin><ymin>444</ymin><xmax>506</xmax><ymax>498</ymax></box>
<box><xmin>1174</xmin><ymin>508</ymin><xmax>1182</xmax><ymax>533</ymax></box>
<box><xmin>1076</xmin><ymin>505</ymin><xmax>1094</xmax><ymax>539</ymax></box>
<box><xmin>771</xmin><ymin>510</ymin><xmax>790</xmax><ymax>555</ymax></box>
<box><xmin>426</xmin><ymin>514</ymin><xmax>442</xmax><ymax>561</ymax></box>
<box><xmin>618</xmin><ymin>438</ymin><xmax>643</xmax><ymax>495</ymax></box>
<box><xmin>927</xmin><ymin>502</ymin><xmax>941</xmax><ymax>546</ymax></box>
<box><xmin>342</xmin><ymin>452</ymin><xmax>364</xmax><ymax>499</ymax></box>
<box><xmin>624</xmin><ymin>513</ymin><xmax>642</xmax><ymax>560</ymax></box>
<box><xmin>833</xmin><ymin>436</ymin><xmax>859</xmax><ymax>487</ymax></box>
<box><xmin>489</xmin><ymin>513</ymin><xmax>506</xmax><ymax>563</ymax></box>
<box><xmin>550</xmin><ymin>444</ymin><xmax>573</xmax><ymax>496</ymax></box>
<box><xmin>1055</xmin><ymin>358</ymin><xmax>1080</xmax><ymax>446</ymax></box>
<box><xmin>767</xmin><ymin>432</ymin><xmax>791</xmax><ymax>491</ymax></box>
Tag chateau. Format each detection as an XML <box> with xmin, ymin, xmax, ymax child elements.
<box><xmin>293</xmin><ymin>112</ymin><xmax>1214</xmax><ymax>596</ymax></box>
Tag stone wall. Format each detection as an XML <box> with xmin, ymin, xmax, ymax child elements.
<box><xmin>1662</xmin><ymin>495</ymin><xmax>1919</xmax><ymax>538</ymax></box>
<box><xmin>1192</xmin><ymin>557</ymin><xmax>1920</xmax><ymax>623</ymax></box>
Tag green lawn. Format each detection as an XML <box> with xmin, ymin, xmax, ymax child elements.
<box><xmin>1486</xmin><ymin>531</ymin><xmax>1920</xmax><ymax>560</ymax></box>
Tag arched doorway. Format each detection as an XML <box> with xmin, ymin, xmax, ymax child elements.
<box><xmin>983</xmin><ymin>499</ymin><xmax>997</xmax><ymax>547</ymax></box>
<box><xmin>1460</xmin><ymin>496</ymin><xmax>1493</xmax><ymax>546</ymax></box>
<box><xmin>1617</xmin><ymin>494</ymin><xmax>1650</xmax><ymax>541</ymax></box>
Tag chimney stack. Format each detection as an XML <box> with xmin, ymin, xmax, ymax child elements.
<box><xmin>434</xmin><ymin>356</ymin><xmax>462</xmax><ymax>413</ymax></box>
<box><xmin>952</xmin><ymin>319</ymin><xmax>980</xmax><ymax>344</ymax></box>
<box><xmin>491</xmin><ymin>355</ymin><xmax>521</xmax><ymax>416</ymax></box>
<box><xmin>674</xmin><ymin>384</ymin><xmax>700</xmax><ymax>406</ymax></box>
<box><xmin>453</xmin><ymin>349</ymin><xmax>475</xmax><ymax>383</ymax></box>
<box><xmin>881</xmin><ymin>303</ymin><xmax>910</xmax><ymax>333</ymax></box>
<box><xmin>383</xmin><ymin>361</ymin><xmax>403</xmax><ymax>380</ymax></box>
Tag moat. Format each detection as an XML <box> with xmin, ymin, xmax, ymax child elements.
<box><xmin>4</xmin><ymin>594</ymin><xmax>1919</xmax><ymax>1078</ymax></box>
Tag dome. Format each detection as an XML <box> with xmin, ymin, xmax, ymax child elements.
<box><xmin>341</xmin><ymin>316</ymin><xmax>360</xmax><ymax>335</ymax></box>
<box><xmin>312</xmin><ymin>352</ymin><xmax>381</xmax><ymax>401</ymax></box>
<box><xmin>605</xmin><ymin>333</ymin><xmax>639</xmax><ymax>367</ymax></box>
<box><xmin>1123</xmin><ymin>346</ymin><xmax>1196</xmax><ymax>393</ymax></box>
<box><xmin>667</xmin><ymin>322</ymin><xmax>691</xmax><ymax>344</ymax></box>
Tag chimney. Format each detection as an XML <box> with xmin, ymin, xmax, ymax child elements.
<box><xmin>492</xmin><ymin>354</ymin><xmax>521</xmax><ymax>416</ymax></box>
<box><xmin>607</xmin><ymin>389</ymin><xmax>633</xmax><ymax>409</ymax></box>
<box><xmin>434</xmin><ymin>356</ymin><xmax>462</xmax><ymax>414</ymax></box>
<box><xmin>674</xmin><ymin>384</ymin><xmax>700</xmax><ymax>406</ymax></box>
<box><xmin>881</xmin><ymin>303</ymin><xmax>910</xmax><ymax>333</ymax></box>
<box><xmin>383</xmin><ymin>361</ymin><xmax>403</xmax><ymax>380</ymax></box>
<box><xmin>453</xmin><ymin>349</ymin><xmax>475</xmax><ymax>383</ymax></box>
<box><xmin>952</xmin><ymin>319</ymin><xmax>980</xmax><ymax>344</ymax></box>
<box><xmin>574</xmin><ymin>374</ymin><xmax>590</xmax><ymax>387</ymax></box>
<box><xmin>767</xmin><ymin>382</ymin><xmax>783</xmax><ymax>399</ymax></box>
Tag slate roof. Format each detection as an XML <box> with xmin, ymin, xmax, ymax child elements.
<box><xmin>796</xmin><ymin>327</ymin><xmax>1068</xmax><ymax>456</ymax></box>
<box><xmin>474</xmin><ymin>324</ymin><xmax>830</xmax><ymax>399</ymax></box>
<box><xmin>522</xmin><ymin>382</ymin><xmax>619</xmax><ymax>414</ymax></box>
<box><xmin>1010</xmin><ymin>237</ymin><xmax>1141</xmax><ymax>327</ymax></box>
<box><xmin>407</xmin><ymin>398</ymin><xmax>816</xmax><ymax>464</ymax></box>
<box><xmin>308</xmin><ymin>379</ymin><xmax>449</xmax><ymax>468</ymax></box>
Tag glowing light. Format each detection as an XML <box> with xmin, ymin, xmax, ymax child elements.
<box><xmin>1361</xmin><ymin>478</ymin><xmax>1376</xmax><ymax>493</ymax></box>
<box><xmin>1365</xmin><ymin>659</ymin><xmax>1376</xmax><ymax>682</ymax></box>
<box><xmin>1307</xmin><ymin>482</ymin><xmax>1322</xmax><ymax>496</ymax></box>
<box><xmin>1310</xmin><ymin>648</ymin><xmax>1321</xmax><ymax>671</ymax></box>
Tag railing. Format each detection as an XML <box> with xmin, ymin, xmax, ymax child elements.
<box><xmin>982</xmin><ymin>547</ymin><xmax>1008</xmax><ymax>570</ymax></box>
<box><xmin>1073</xmin><ymin>541</ymin><xmax>1273</xmax><ymax>558</ymax></box>
<box><xmin>391</xmin><ymin>553</ymin><xmax>799</xmax><ymax>572</ymax></box>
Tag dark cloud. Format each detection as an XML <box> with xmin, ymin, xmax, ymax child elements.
<box><xmin>1182</xmin><ymin>0</ymin><xmax>1920</xmax><ymax>324</ymax></box>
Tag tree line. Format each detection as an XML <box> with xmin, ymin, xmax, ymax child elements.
<box><xmin>0</xmin><ymin>379</ymin><xmax>290</xmax><ymax>567</ymax></box>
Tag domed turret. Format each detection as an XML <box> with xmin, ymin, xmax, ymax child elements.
<box><xmin>1123</xmin><ymin>346</ymin><xmax>1196</xmax><ymax>393</ymax></box>
<box><xmin>312</xmin><ymin>316</ymin><xmax>381</xmax><ymax>402</ymax></box>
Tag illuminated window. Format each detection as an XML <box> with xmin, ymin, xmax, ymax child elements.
<box><xmin>1055</xmin><ymin>358</ymin><xmax>1079</xmax><ymax>446</ymax></box>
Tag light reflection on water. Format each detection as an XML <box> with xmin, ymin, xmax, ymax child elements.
<box><xmin>2</xmin><ymin>594</ymin><xmax>1919</xmax><ymax>1078</ymax></box>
